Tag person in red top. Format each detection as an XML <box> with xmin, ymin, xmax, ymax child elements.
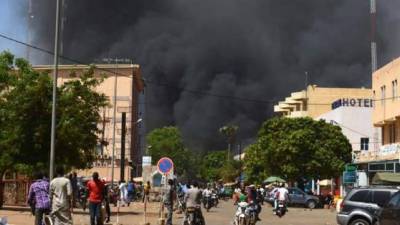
<box><xmin>86</xmin><ymin>172</ymin><xmax>105</xmax><ymax>225</ymax></box>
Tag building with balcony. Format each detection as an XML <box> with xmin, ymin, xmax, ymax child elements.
<box><xmin>366</xmin><ymin>58</ymin><xmax>400</xmax><ymax>175</ymax></box>
<box><xmin>274</xmin><ymin>85</ymin><xmax>372</xmax><ymax>119</ymax></box>
<box><xmin>33</xmin><ymin>64</ymin><xmax>144</xmax><ymax>180</ymax></box>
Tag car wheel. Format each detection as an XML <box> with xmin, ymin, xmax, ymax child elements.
<box><xmin>350</xmin><ymin>218</ymin><xmax>370</xmax><ymax>225</ymax></box>
<box><xmin>306</xmin><ymin>200</ymin><xmax>316</xmax><ymax>209</ymax></box>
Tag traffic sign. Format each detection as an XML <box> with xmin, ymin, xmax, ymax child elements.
<box><xmin>343</xmin><ymin>171</ymin><xmax>357</xmax><ymax>184</ymax></box>
<box><xmin>345</xmin><ymin>164</ymin><xmax>357</xmax><ymax>172</ymax></box>
<box><xmin>157</xmin><ymin>157</ymin><xmax>174</xmax><ymax>174</ymax></box>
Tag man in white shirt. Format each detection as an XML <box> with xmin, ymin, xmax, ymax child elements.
<box><xmin>50</xmin><ymin>166</ymin><xmax>73</xmax><ymax>225</ymax></box>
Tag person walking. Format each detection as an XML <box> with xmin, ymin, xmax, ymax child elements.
<box><xmin>50</xmin><ymin>166</ymin><xmax>73</xmax><ymax>225</ymax></box>
<box><xmin>142</xmin><ymin>181</ymin><xmax>151</xmax><ymax>203</ymax></box>
<box><xmin>163</xmin><ymin>179</ymin><xmax>175</xmax><ymax>225</ymax></box>
<box><xmin>86</xmin><ymin>172</ymin><xmax>105</xmax><ymax>225</ymax></box>
<box><xmin>28</xmin><ymin>171</ymin><xmax>51</xmax><ymax>225</ymax></box>
<box><xmin>119</xmin><ymin>180</ymin><xmax>128</xmax><ymax>206</ymax></box>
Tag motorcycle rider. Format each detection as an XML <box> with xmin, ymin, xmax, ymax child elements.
<box><xmin>275</xmin><ymin>183</ymin><xmax>289</xmax><ymax>213</ymax></box>
<box><xmin>247</xmin><ymin>185</ymin><xmax>261</xmax><ymax>221</ymax></box>
<box><xmin>183</xmin><ymin>181</ymin><xmax>205</xmax><ymax>225</ymax></box>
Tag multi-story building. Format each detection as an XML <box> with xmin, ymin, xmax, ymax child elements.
<box><xmin>274</xmin><ymin>85</ymin><xmax>372</xmax><ymax>119</ymax></box>
<box><xmin>368</xmin><ymin>58</ymin><xmax>400</xmax><ymax>174</ymax></box>
<box><xmin>33</xmin><ymin>64</ymin><xmax>144</xmax><ymax>180</ymax></box>
<box><xmin>317</xmin><ymin>101</ymin><xmax>381</xmax><ymax>162</ymax></box>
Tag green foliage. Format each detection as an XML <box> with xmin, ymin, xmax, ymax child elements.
<box><xmin>244</xmin><ymin>117</ymin><xmax>352</xmax><ymax>182</ymax></box>
<box><xmin>219</xmin><ymin>159</ymin><xmax>241</xmax><ymax>183</ymax></box>
<box><xmin>243</xmin><ymin>144</ymin><xmax>268</xmax><ymax>184</ymax></box>
<box><xmin>0</xmin><ymin>51</ymin><xmax>108</xmax><ymax>176</ymax></box>
<box><xmin>146</xmin><ymin>126</ymin><xmax>193</xmax><ymax>176</ymax></box>
<box><xmin>200</xmin><ymin>151</ymin><xmax>226</xmax><ymax>181</ymax></box>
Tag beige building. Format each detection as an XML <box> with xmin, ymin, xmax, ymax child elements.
<box><xmin>274</xmin><ymin>85</ymin><xmax>372</xmax><ymax>118</ymax></box>
<box><xmin>33</xmin><ymin>64</ymin><xmax>144</xmax><ymax>180</ymax></box>
<box><xmin>370</xmin><ymin>58</ymin><xmax>400</xmax><ymax>166</ymax></box>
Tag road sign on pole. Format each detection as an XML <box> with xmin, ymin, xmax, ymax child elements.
<box><xmin>345</xmin><ymin>164</ymin><xmax>357</xmax><ymax>172</ymax></box>
<box><xmin>157</xmin><ymin>157</ymin><xmax>174</xmax><ymax>174</ymax></box>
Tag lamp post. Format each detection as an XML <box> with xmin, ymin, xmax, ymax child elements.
<box><xmin>49</xmin><ymin>0</ymin><xmax>61</xmax><ymax>180</ymax></box>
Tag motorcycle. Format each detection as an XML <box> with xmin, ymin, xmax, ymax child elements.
<box><xmin>203</xmin><ymin>196</ymin><xmax>213</xmax><ymax>212</ymax></box>
<box><xmin>275</xmin><ymin>200</ymin><xmax>287</xmax><ymax>218</ymax></box>
<box><xmin>184</xmin><ymin>206</ymin><xmax>204</xmax><ymax>225</ymax></box>
<box><xmin>77</xmin><ymin>186</ymin><xmax>87</xmax><ymax>211</ymax></box>
<box><xmin>234</xmin><ymin>202</ymin><xmax>249</xmax><ymax>225</ymax></box>
<box><xmin>211</xmin><ymin>193</ymin><xmax>219</xmax><ymax>207</ymax></box>
<box><xmin>247</xmin><ymin>203</ymin><xmax>258</xmax><ymax>225</ymax></box>
<box><xmin>233</xmin><ymin>202</ymin><xmax>258</xmax><ymax>225</ymax></box>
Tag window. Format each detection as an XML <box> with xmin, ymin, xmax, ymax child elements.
<box><xmin>394</xmin><ymin>80</ymin><xmax>398</xmax><ymax>100</ymax></box>
<box><xmin>373</xmin><ymin>191</ymin><xmax>392</xmax><ymax>206</ymax></box>
<box><xmin>381</xmin><ymin>85</ymin><xmax>386</xmax><ymax>106</ymax></box>
<box><xmin>373</xmin><ymin>90</ymin><xmax>376</xmax><ymax>108</ymax></box>
<box><xmin>389</xmin><ymin>124</ymin><xmax>396</xmax><ymax>144</ymax></box>
<box><xmin>349</xmin><ymin>190</ymin><xmax>369</xmax><ymax>202</ymax></box>
<box><xmin>387</xmin><ymin>193</ymin><xmax>400</xmax><ymax>208</ymax></box>
<box><xmin>360</xmin><ymin>138</ymin><xmax>369</xmax><ymax>150</ymax></box>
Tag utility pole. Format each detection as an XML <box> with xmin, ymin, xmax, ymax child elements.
<box><xmin>370</xmin><ymin>0</ymin><xmax>378</xmax><ymax>73</ymax></box>
<box><xmin>120</xmin><ymin>112</ymin><xmax>127</xmax><ymax>181</ymax></box>
<box><xmin>110</xmin><ymin>58</ymin><xmax>119</xmax><ymax>186</ymax></box>
<box><xmin>26</xmin><ymin>0</ymin><xmax>33</xmax><ymax>60</ymax></box>
<box><xmin>49</xmin><ymin>0</ymin><xmax>61</xmax><ymax>180</ymax></box>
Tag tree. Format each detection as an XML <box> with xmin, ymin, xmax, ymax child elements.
<box><xmin>219</xmin><ymin>125</ymin><xmax>238</xmax><ymax>159</ymax></box>
<box><xmin>0</xmin><ymin>51</ymin><xmax>108</xmax><ymax>180</ymax></box>
<box><xmin>244</xmin><ymin>117</ymin><xmax>352</xmax><ymax>182</ymax></box>
<box><xmin>146</xmin><ymin>126</ymin><xmax>193</xmax><ymax>176</ymax></box>
<box><xmin>200</xmin><ymin>151</ymin><xmax>226</xmax><ymax>181</ymax></box>
<box><xmin>243</xmin><ymin>143</ymin><xmax>268</xmax><ymax>184</ymax></box>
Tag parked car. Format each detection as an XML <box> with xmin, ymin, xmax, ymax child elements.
<box><xmin>288</xmin><ymin>187</ymin><xmax>320</xmax><ymax>209</ymax></box>
<box><xmin>264</xmin><ymin>187</ymin><xmax>319</xmax><ymax>209</ymax></box>
<box><xmin>374</xmin><ymin>190</ymin><xmax>400</xmax><ymax>225</ymax></box>
<box><xmin>337</xmin><ymin>186</ymin><xmax>399</xmax><ymax>225</ymax></box>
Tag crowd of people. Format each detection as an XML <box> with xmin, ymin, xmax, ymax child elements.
<box><xmin>26</xmin><ymin>167</ymin><xmax>154</xmax><ymax>225</ymax></box>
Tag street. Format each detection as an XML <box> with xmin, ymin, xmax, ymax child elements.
<box><xmin>1</xmin><ymin>200</ymin><xmax>337</xmax><ymax>225</ymax></box>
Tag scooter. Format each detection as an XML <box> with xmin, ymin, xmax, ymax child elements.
<box><xmin>184</xmin><ymin>207</ymin><xmax>204</xmax><ymax>225</ymax></box>
<box><xmin>77</xmin><ymin>186</ymin><xmax>87</xmax><ymax>211</ymax></box>
<box><xmin>203</xmin><ymin>196</ymin><xmax>213</xmax><ymax>212</ymax></box>
<box><xmin>234</xmin><ymin>202</ymin><xmax>249</xmax><ymax>225</ymax></box>
<box><xmin>275</xmin><ymin>200</ymin><xmax>287</xmax><ymax>218</ymax></box>
<box><xmin>211</xmin><ymin>193</ymin><xmax>219</xmax><ymax>207</ymax></box>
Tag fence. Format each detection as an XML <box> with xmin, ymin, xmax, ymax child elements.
<box><xmin>1</xmin><ymin>179</ymin><xmax>31</xmax><ymax>206</ymax></box>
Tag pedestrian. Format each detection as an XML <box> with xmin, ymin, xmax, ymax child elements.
<box><xmin>103</xmin><ymin>182</ymin><xmax>111</xmax><ymax>223</ymax></box>
<box><xmin>70</xmin><ymin>172</ymin><xmax>78</xmax><ymax>208</ymax></box>
<box><xmin>163</xmin><ymin>179</ymin><xmax>175</xmax><ymax>225</ymax></box>
<box><xmin>28</xmin><ymin>170</ymin><xmax>51</xmax><ymax>225</ymax></box>
<box><xmin>86</xmin><ymin>172</ymin><xmax>105</xmax><ymax>225</ymax></box>
<box><xmin>142</xmin><ymin>181</ymin><xmax>151</xmax><ymax>203</ymax></box>
<box><xmin>127</xmin><ymin>179</ymin><xmax>135</xmax><ymax>203</ymax></box>
<box><xmin>50</xmin><ymin>166</ymin><xmax>73</xmax><ymax>225</ymax></box>
<box><xmin>119</xmin><ymin>180</ymin><xmax>128</xmax><ymax>206</ymax></box>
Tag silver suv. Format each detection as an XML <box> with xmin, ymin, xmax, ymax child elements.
<box><xmin>337</xmin><ymin>187</ymin><xmax>398</xmax><ymax>225</ymax></box>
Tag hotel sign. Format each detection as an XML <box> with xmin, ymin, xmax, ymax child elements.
<box><xmin>332</xmin><ymin>98</ymin><xmax>374</xmax><ymax>110</ymax></box>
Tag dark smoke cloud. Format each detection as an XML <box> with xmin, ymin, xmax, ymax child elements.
<box><xmin>25</xmin><ymin>0</ymin><xmax>399</xmax><ymax>151</ymax></box>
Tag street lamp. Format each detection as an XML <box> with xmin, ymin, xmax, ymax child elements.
<box><xmin>49</xmin><ymin>0</ymin><xmax>61</xmax><ymax>180</ymax></box>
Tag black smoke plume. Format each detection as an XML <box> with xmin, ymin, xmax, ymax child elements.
<box><xmin>27</xmin><ymin>0</ymin><xmax>399</xmax><ymax>151</ymax></box>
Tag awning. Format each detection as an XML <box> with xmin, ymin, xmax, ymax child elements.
<box><xmin>372</xmin><ymin>172</ymin><xmax>400</xmax><ymax>185</ymax></box>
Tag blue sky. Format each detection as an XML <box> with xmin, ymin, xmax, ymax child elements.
<box><xmin>0</xmin><ymin>0</ymin><xmax>28</xmax><ymax>59</ymax></box>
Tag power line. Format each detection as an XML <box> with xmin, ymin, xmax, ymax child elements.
<box><xmin>0</xmin><ymin>33</ymin><xmax>278</xmax><ymax>105</ymax></box>
<box><xmin>2</xmin><ymin>32</ymin><xmax>400</xmax><ymax>106</ymax></box>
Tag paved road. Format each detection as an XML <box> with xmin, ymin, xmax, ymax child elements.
<box><xmin>203</xmin><ymin>200</ymin><xmax>337</xmax><ymax>225</ymax></box>
<box><xmin>1</xmin><ymin>200</ymin><xmax>338</xmax><ymax>225</ymax></box>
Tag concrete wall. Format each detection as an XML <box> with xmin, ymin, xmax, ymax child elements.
<box><xmin>317</xmin><ymin>107</ymin><xmax>381</xmax><ymax>154</ymax></box>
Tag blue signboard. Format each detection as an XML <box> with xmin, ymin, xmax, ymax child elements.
<box><xmin>343</xmin><ymin>171</ymin><xmax>357</xmax><ymax>184</ymax></box>
<box><xmin>157</xmin><ymin>157</ymin><xmax>174</xmax><ymax>174</ymax></box>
